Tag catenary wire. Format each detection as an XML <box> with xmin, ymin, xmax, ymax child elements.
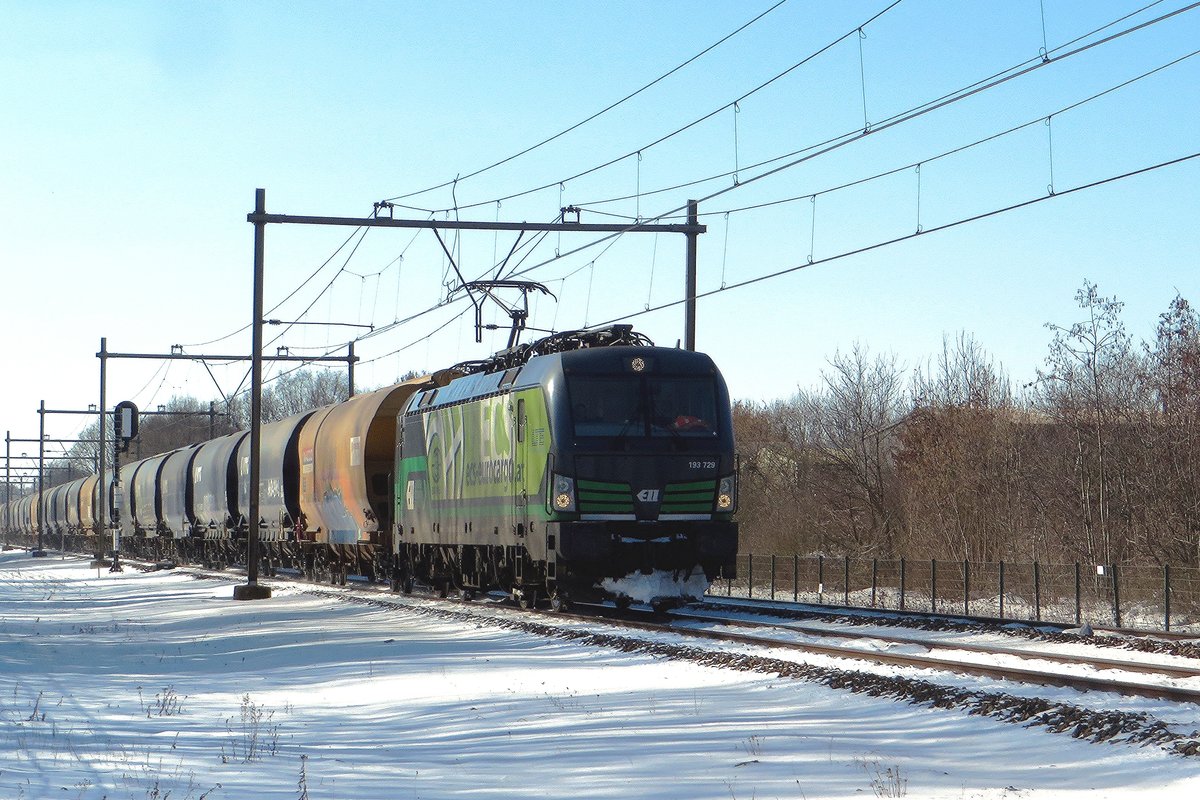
<box><xmin>419</xmin><ymin>1</ymin><xmax>905</xmax><ymax>215</ymax></box>
<box><xmin>500</xmin><ymin>0</ymin><xmax>1200</xmax><ymax>282</ymax></box>
<box><xmin>700</xmin><ymin>47</ymin><xmax>1200</xmax><ymax>218</ymax></box>
<box><xmin>382</xmin><ymin>0</ymin><xmax>793</xmax><ymax>204</ymax></box>
<box><xmin>196</xmin><ymin>2</ymin><xmax>1194</xmax><ymax>388</ymax></box>
<box><xmin>256</xmin><ymin>0</ymin><xmax>1195</xmax><ymax>373</ymax></box>
<box><xmin>567</xmin><ymin>0</ymin><xmax>1181</xmax><ymax>212</ymax></box>
<box><xmin>589</xmin><ymin>151</ymin><xmax>1200</xmax><ymax>327</ymax></box>
<box><xmin>180</xmin><ymin>224</ymin><xmax>367</xmax><ymax>348</ymax></box>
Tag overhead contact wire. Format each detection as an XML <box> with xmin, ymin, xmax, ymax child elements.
<box><xmin>382</xmin><ymin>0</ymin><xmax>793</xmax><ymax>204</ymax></box>
<box><xmin>503</xmin><ymin>0</ymin><xmax>1200</xmax><ymax>282</ymax></box>
<box><xmin>569</xmin><ymin>0</ymin><xmax>1179</xmax><ymax>211</ymax></box>
<box><xmin>592</xmin><ymin>151</ymin><xmax>1200</xmax><ymax>327</ymax></box>
<box><xmin>419</xmin><ymin>1</ymin><xmax>906</xmax><ymax>214</ymax></box>
<box><xmin>705</xmin><ymin>47</ymin><xmax>1200</xmax><ymax>217</ymax></box>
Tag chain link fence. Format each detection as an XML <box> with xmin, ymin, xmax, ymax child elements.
<box><xmin>710</xmin><ymin>554</ymin><xmax>1200</xmax><ymax>633</ymax></box>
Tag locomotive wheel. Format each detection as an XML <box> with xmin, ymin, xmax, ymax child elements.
<box><xmin>518</xmin><ymin>589</ymin><xmax>537</xmax><ymax>610</ymax></box>
<box><xmin>549</xmin><ymin>594</ymin><xmax>567</xmax><ymax>612</ymax></box>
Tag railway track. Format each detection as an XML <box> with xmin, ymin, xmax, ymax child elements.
<box><xmin>703</xmin><ymin>593</ymin><xmax>1200</xmax><ymax>642</ymax></box>
<box><xmin>637</xmin><ymin>610</ymin><xmax>1200</xmax><ymax>704</ymax></box>
<box><xmin>669</xmin><ymin>608</ymin><xmax>1200</xmax><ymax>679</ymax></box>
<box><xmin>63</xmin><ymin>550</ymin><xmax>1200</xmax><ymax>707</ymax></box>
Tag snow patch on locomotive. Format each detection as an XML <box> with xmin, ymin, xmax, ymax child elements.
<box><xmin>601</xmin><ymin>569</ymin><xmax>711</xmax><ymax>606</ymax></box>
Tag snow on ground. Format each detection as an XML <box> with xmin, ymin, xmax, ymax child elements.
<box><xmin>2</xmin><ymin>551</ymin><xmax>1199</xmax><ymax>799</ymax></box>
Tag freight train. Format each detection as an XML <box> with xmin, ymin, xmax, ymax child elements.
<box><xmin>1</xmin><ymin>326</ymin><xmax>738</xmax><ymax>609</ymax></box>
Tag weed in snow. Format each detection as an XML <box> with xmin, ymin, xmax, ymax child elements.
<box><xmin>297</xmin><ymin>753</ymin><xmax>310</xmax><ymax>800</ymax></box>
<box><xmin>855</xmin><ymin>757</ymin><xmax>907</xmax><ymax>798</ymax></box>
<box><xmin>739</xmin><ymin>734</ymin><xmax>763</xmax><ymax>757</ymax></box>
<box><xmin>146</xmin><ymin>685</ymin><xmax>186</xmax><ymax>717</ymax></box>
<box><xmin>222</xmin><ymin>694</ymin><xmax>282</xmax><ymax>763</ymax></box>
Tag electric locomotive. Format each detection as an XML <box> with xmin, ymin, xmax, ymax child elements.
<box><xmin>394</xmin><ymin>325</ymin><xmax>738</xmax><ymax>609</ymax></box>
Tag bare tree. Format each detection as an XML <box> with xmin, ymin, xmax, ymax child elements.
<box><xmin>794</xmin><ymin>345</ymin><xmax>908</xmax><ymax>556</ymax></box>
<box><xmin>732</xmin><ymin>398</ymin><xmax>821</xmax><ymax>554</ymax></box>
<box><xmin>231</xmin><ymin>369</ymin><xmax>350</xmax><ymax>426</ymax></box>
<box><xmin>899</xmin><ymin>334</ymin><xmax>1020</xmax><ymax>561</ymax></box>
<box><xmin>1142</xmin><ymin>295</ymin><xmax>1200</xmax><ymax>564</ymax></box>
<box><xmin>1031</xmin><ymin>281</ymin><xmax>1139</xmax><ymax>564</ymax></box>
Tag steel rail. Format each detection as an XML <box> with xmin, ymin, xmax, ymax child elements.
<box><xmin>670</xmin><ymin>609</ymin><xmax>1200</xmax><ymax>679</ymax></box>
<box><xmin>555</xmin><ymin>610</ymin><xmax>1200</xmax><ymax>705</ymax></box>
<box><xmin>703</xmin><ymin>595</ymin><xmax>1200</xmax><ymax>642</ymax></box>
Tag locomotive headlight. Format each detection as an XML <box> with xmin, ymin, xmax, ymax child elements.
<box><xmin>717</xmin><ymin>474</ymin><xmax>737</xmax><ymax>512</ymax></box>
<box><xmin>551</xmin><ymin>474</ymin><xmax>576</xmax><ymax>513</ymax></box>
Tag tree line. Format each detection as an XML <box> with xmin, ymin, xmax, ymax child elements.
<box><xmin>9</xmin><ymin>282</ymin><xmax>1196</xmax><ymax>571</ymax></box>
<box><xmin>735</xmin><ymin>282</ymin><xmax>1200</xmax><ymax>568</ymax></box>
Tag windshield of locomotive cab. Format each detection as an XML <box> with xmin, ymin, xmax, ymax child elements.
<box><xmin>569</xmin><ymin>376</ymin><xmax>718</xmax><ymax>437</ymax></box>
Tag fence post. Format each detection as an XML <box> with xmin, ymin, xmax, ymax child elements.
<box><xmin>931</xmin><ymin>558</ymin><xmax>938</xmax><ymax>614</ymax></box>
<box><xmin>963</xmin><ymin>559</ymin><xmax>970</xmax><ymax>616</ymax></box>
<box><xmin>999</xmin><ymin>561</ymin><xmax>1005</xmax><ymax>619</ymax></box>
<box><xmin>770</xmin><ymin>554</ymin><xmax>776</xmax><ymax>600</ymax></box>
<box><xmin>1074</xmin><ymin>562</ymin><xmax>1081</xmax><ymax>625</ymax></box>
<box><xmin>748</xmin><ymin>554</ymin><xmax>754</xmax><ymax>600</ymax></box>
<box><xmin>900</xmin><ymin>557</ymin><xmax>906</xmax><ymax>611</ymax></box>
<box><xmin>843</xmin><ymin>556</ymin><xmax>850</xmax><ymax>606</ymax></box>
<box><xmin>871</xmin><ymin>558</ymin><xmax>878</xmax><ymax>607</ymax></box>
<box><xmin>818</xmin><ymin>555</ymin><xmax>824</xmax><ymax>605</ymax></box>
<box><xmin>1033</xmin><ymin>561</ymin><xmax>1041</xmax><ymax>622</ymax></box>
<box><xmin>793</xmin><ymin>554</ymin><xmax>799</xmax><ymax>602</ymax></box>
<box><xmin>1111</xmin><ymin>563</ymin><xmax>1121</xmax><ymax>628</ymax></box>
<box><xmin>1164</xmin><ymin>563</ymin><xmax>1171</xmax><ymax>632</ymax></box>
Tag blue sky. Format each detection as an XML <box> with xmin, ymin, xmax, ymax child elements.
<box><xmin>2</xmin><ymin>0</ymin><xmax>1197</xmax><ymax>460</ymax></box>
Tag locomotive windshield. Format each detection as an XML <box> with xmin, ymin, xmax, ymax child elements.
<box><xmin>569</xmin><ymin>376</ymin><xmax>718</xmax><ymax>438</ymax></box>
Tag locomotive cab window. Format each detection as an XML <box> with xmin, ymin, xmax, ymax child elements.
<box><xmin>568</xmin><ymin>376</ymin><xmax>717</xmax><ymax>437</ymax></box>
